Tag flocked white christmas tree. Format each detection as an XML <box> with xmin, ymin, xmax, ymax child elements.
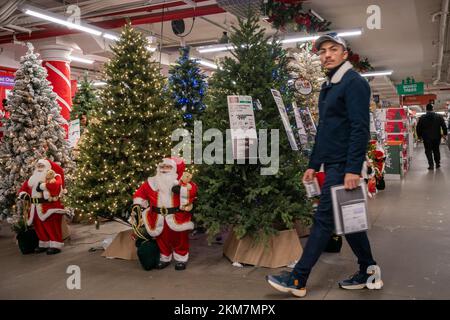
<box><xmin>0</xmin><ymin>43</ymin><xmax>74</xmax><ymax>217</ymax></box>
<box><xmin>286</xmin><ymin>44</ymin><xmax>324</xmax><ymax>112</ymax></box>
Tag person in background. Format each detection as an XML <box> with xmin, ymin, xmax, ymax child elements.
<box><xmin>416</xmin><ymin>103</ymin><xmax>447</xmax><ymax>170</ymax></box>
<box><xmin>266</xmin><ymin>33</ymin><xmax>383</xmax><ymax>298</ymax></box>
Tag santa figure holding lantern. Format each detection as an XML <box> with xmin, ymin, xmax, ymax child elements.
<box><xmin>131</xmin><ymin>157</ymin><xmax>197</xmax><ymax>270</ymax></box>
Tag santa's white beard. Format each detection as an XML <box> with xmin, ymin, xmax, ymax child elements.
<box><xmin>154</xmin><ymin>171</ymin><xmax>178</xmax><ymax>193</ymax></box>
<box><xmin>28</xmin><ymin>170</ymin><xmax>46</xmax><ymax>188</ymax></box>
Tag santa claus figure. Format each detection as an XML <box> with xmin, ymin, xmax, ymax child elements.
<box><xmin>132</xmin><ymin>157</ymin><xmax>197</xmax><ymax>270</ymax></box>
<box><xmin>18</xmin><ymin>159</ymin><xmax>68</xmax><ymax>254</ymax></box>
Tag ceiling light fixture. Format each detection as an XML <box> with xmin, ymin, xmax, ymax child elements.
<box><xmin>22</xmin><ymin>5</ymin><xmax>102</xmax><ymax>36</ymax></box>
<box><xmin>360</xmin><ymin>70</ymin><xmax>393</xmax><ymax>77</ymax></box>
<box><xmin>21</xmin><ymin>4</ymin><xmax>119</xmax><ymax>41</ymax></box>
<box><xmin>70</xmin><ymin>56</ymin><xmax>94</xmax><ymax>64</ymax></box>
<box><xmin>198</xmin><ymin>59</ymin><xmax>218</xmax><ymax>69</ymax></box>
<box><xmin>93</xmin><ymin>81</ymin><xmax>107</xmax><ymax>86</ymax></box>
<box><xmin>197</xmin><ymin>44</ymin><xmax>234</xmax><ymax>53</ymax></box>
<box><xmin>103</xmin><ymin>33</ymin><xmax>119</xmax><ymax>41</ymax></box>
<box><xmin>196</xmin><ymin>29</ymin><xmax>363</xmax><ymax>53</ymax></box>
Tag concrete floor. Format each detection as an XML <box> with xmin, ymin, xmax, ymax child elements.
<box><xmin>1</xmin><ymin>145</ymin><xmax>449</xmax><ymax>300</ymax></box>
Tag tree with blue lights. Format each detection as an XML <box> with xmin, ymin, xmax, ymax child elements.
<box><xmin>168</xmin><ymin>46</ymin><xmax>207</xmax><ymax>128</ymax></box>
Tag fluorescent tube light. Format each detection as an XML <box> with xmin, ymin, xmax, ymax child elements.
<box><xmin>281</xmin><ymin>35</ymin><xmax>319</xmax><ymax>44</ymax></box>
<box><xmin>197</xmin><ymin>44</ymin><xmax>234</xmax><ymax>53</ymax></box>
<box><xmin>23</xmin><ymin>8</ymin><xmax>102</xmax><ymax>36</ymax></box>
<box><xmin>337</xmin><ymin>30</ymin><xmax>363</xmax><ymax>37</ymax></box>
<box><xmin>103</xmin><ymin>33</ymin><xmax>119</xmax><ymax>41</ymax></box>
<box><xmin>196</xmin><ymin>29</ymin><xmax>363</xmax><ymax>53</ymax></box>
<box><xmin>70</xmin><ymin>56</ymin><xmax>94</xmax><ymax>64</ymax></box>
<box><xmin>198</xmin><ymin>59</ymin><xmax>218</xmax><ymax>69</ymax></box>
<box><xmin>93</xmin><ymin>81</ymin><xmax>107</xmax><ymax>86</ymax></box>
<box><xmin>361</xmin><ymin>70</ymin><xmax>393</xmax><ymax>77</ymax></box>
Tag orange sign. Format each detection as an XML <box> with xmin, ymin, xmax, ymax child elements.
<box><xmin>402</xmin><ymin>94</ymin><xmax>437</xmax><ymax>106</ymax></box>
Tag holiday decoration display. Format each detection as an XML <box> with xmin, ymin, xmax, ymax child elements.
<box><xmin>0</xmin><ymin>43</ymin><xmax>74</xmax><ymax>218</ymax></box>
<box><xmin>168</xmin><ymin>46</ymin><xmax>207</xmax><ymax>128</ymax></box>
<box><xmin>130</xmin><ymin>157</ymin><xmax>197</xmax><ymax>270</ymax></box>
<box><xmin>197</xmin><ymin>14</ymin><xmax>312</xmax><ymax>243</ymax></box>
<box><xmin>366</xmin><ymin>141</ymin><xmax>386</xmax><ymax>196</ymax></box>
<box><xmin>286</xmin><ymin>46</ymin><xmax>323</xmax><ymax>149</ymax></box>
<box><xmin>66</xmin><ymin>23</ymin><xmax>183</xmax><ymax>223</ymax></box>
<box><xmin>347</xmin><ymin>46</ymin><xmax>374</xmax><ymax>73</ymax></box>
<box><xmin>16</xmin><ymin>159</ymin><xmax>69</xmax><ymax>254</ymax></box>
<box><xmin>262</xmin><ymin>1</ymin><xmax>331</xmax><ymax>33</ymax></box>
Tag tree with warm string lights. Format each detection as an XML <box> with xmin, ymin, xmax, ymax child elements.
<box><xmin>66</xmin><ymin>23</ymin><xmax>183</xmax><ymax>223</ymax></box>
<box><xmin>0</xmin><ymin>43</ymin><xmax>74</xmax><ymax>218</ymax></box>
<box><xmin>196</xmin><ymin>14</ymin><xmax>312</xmax><ymax>243</ymax></box>
<box><xmin>168</xmin><ymin>46</ymin><xmax>207</xmax><ymax>128</ymax></box>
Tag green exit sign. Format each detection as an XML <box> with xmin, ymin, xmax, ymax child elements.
<box><xmin>396</xmin><ymin>77</ymin><xmax>424</xmax><ymax>95</ymax></box>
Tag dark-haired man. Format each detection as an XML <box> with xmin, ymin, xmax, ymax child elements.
<box><xmin>416</xmin><ymin>103</ymin><xmax>447</xmax><ymax>169</ymax></box>
<box><xmin>266</xmin><ymin>33</ymin><xmax>382</xmax><ymax>298</ymax></box>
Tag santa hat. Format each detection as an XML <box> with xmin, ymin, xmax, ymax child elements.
<box><xmin>37</xmin><ymin>159</ymin><xmax>65</xmax><ymax>188</ymax></box>
<box><xmin>161</xmin><ymin>157</ymin><xmax>185</xmax><ymax>179</ymax></box>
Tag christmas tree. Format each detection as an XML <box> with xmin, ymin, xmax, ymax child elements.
<box><xmin>196</xmin><ymin>14</ymin><xmax>312</xmax><ymax>242</ymax></box>
<box><xmin>168</xmin><ymin>46</ymin><xmax>207</xmax><ymax>128</ymax></box>
<box><xmin>0</xmin><ymin>43</ymin><xmax>74</xmax><ymax>217</ymax></box>
<box><xmin>66</xmin><ymin>23</ymin><xmax>183</xmax><ymax>223</ymax></box>
<box><xmin>71</xmin><ymin>72</ymin><xmax>97</xmax><ymax>132</ymax></box>
<box><xmin>286</xmin><ymin>45</ymin><xmax>324</xmax><ymax>150</ymax></box>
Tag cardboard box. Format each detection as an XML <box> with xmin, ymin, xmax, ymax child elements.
<box><xmin>386</xmin><ymin>133</ymin><xmax>407</xmax><ymax>143</ymax></box>
<box><xmin>385</xmin><ymin>121</ymin><xmax>407</xmax><ymax>133</ymax></box>
<box><xmin>386</xmin><ymin>108</ymin><xmax>407</xmax><ymax>120</ymax></box>
<box><xmin>223</xmin><ymin>229</ymin><xmax>303</xmax><ymax>268</ymax></box>
<box><xmin>102</xmin><ymin>229</ymin><xmax>138</xmax><ymax>260</ymax></box>
<box><xmin>295</xmin><ymin>220</ymin><xmax>311</xmax><ymax>238</ymax></box>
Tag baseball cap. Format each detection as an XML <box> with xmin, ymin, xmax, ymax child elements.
<box><xmin>314</xmin><ymin>32</ymin><xmax>347</xmax><ymax>51</ymax></box>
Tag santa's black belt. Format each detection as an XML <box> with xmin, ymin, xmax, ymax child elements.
<box><xmin>151</xmin><ymin>207</ymin><xmax>178</xmax><ymax>215</ymax></box>
<box><xmin>31</xmin><ymin>198</ymin><xmax>51</xmax><ymax>204</ymax></box>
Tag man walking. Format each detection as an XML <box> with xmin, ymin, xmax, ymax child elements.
<box><xmin>266</xmin><ymin>33</ymin><xmax>382</xmax><ymax>298</ymax></box>
<box><xmin>416</xmin><ymin>103</ymin><xmax>447</xmax><ymax>169</ymax></box>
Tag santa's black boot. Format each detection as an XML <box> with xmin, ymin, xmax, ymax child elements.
<box><xmin>175</xmin><ymin>262</ymin><xmax>187</xmax><ymax>271</ymax></box>
<box><xmin>46</xmin><ymin>248</ymin><xmax>61</xmax><ymax>255</ymax></box>
<box><xmin>156</xmin><ymin>261</ymin><xmax>171</xmax><ymax>270</ymax></box>
<box><xmin>35</xmin><ymin>247</ymin><xmax>47</xmax><ymax>254</ymax></box>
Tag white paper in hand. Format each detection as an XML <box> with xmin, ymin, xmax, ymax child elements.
<box><xmin>303</xmin><ymin>178</ymin><xmax>321</xmax><ymax>198</ymax></box>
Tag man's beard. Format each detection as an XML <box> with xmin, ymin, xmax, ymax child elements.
<box><xmin>154</xmin><ymin>171</ymin><xmax>178</xmax><ymax>192</ymax></box>
<box><xmin>29</xmin><ymin>169</ymin><xmax>46</xmax><ymax>187</ymax></box>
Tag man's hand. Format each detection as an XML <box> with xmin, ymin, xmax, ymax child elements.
<box><xmin>303</xmin><ymin>169</ymin><xmax>316</xmax><ymax>183</ymax></box>
<box><xmin>344</xmin><ymin>173</ymin><xmax>361</xmax><ymax>190</ymax></box>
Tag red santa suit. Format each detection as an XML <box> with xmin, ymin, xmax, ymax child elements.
<box><xmin>133</xmin><ymin>157</ymin><xmax>197</xmax><ymax>263</ymax></box>
<box><xmin>18</xmin><ymin>159</ymin><xmax>68</xmax><ymax>249</ymax></box>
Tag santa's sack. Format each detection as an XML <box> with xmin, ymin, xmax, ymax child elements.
<box><xmin>136</xmin><ymin>238</ymin><xmax>160</xmax><ymax>270</ymax></box>
<box><xmin>16</xmin><ymin>228</ymin><xmax>39</xmax><ymax>254</ymax></box>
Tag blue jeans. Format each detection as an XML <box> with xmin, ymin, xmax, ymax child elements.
<box><xmin>292</xmin><ymin>162</ymin><xmax>377</xmax><ymax>287</ymax></box>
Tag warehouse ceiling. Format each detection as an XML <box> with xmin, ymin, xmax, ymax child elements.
<box><xmin>0</xmin><ymin>0</ymin><xmax>449</xmax><ymax>109</ymax></box>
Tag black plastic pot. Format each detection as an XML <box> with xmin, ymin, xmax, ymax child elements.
<box><xmin>324</xmin><ymin>235</ymin><xmax>342</xmax><ymax>253</ymax></box>
<box><xmin>16</xmin><ymin>228</ymin><xmax>39</xmax><ymax>254</ymax></box>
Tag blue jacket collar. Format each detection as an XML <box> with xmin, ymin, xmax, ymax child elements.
<box><xmin>326</xmin><ymin>61</ymin><xmax>353</xmax><ymax>85</ymax></box>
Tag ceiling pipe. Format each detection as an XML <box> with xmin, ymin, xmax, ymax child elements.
<box><xmin>432</xmin><ymin>0</ymin><xmax>449</xmax><ymax>85</ymax></box>
<box><xmin>0</xmin><ymin>4</ymin><xmax>224</xmax><ymax>44</ymax></box>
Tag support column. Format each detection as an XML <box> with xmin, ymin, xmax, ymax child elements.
<box><xmin>39</xmin><ymin>45</ymin><xmax>73</xmax><ymax>138</ymax></box>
